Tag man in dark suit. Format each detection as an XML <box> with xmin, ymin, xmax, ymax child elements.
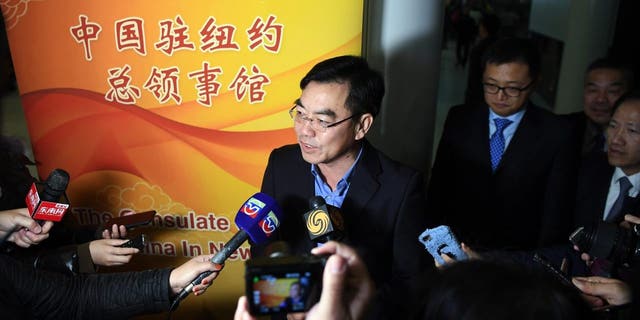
<box><xmin>575</xmin><ymin>91</ymin><xmax>640</xmax><ymax>228</ymax></box>
<box><xmin>571</xmin><ymin>92</ymin><xmax>640</xmax><ymax>313</ymax></box>
<box><xmin>255</xmin><ymin>56</ymin><xmax>430</xmax><ymax>319</ymax></box>
<box><xmin>565</xmin><ymin>58</ymin><xmax>633</xmax><ymax>158</ymax></box>
<box><xmin>427</xmin><ymin>38</ymin><xmax>579</xmax><ymax>252</ymax></box>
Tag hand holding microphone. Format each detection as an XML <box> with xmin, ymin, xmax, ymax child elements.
<box><xmin>170</xmin><ymin>192</ymin><xmax>284</xmax><ymax>309</ymax></box>
<box><xmin>169</xmin><ymin>254</ymin><xmax>224</xmax><ymax>296</ymax></box>
<box><xmin>0</xmin><ymin>207</ymin><xmax>53</xmax><ymax>247</ymax></box>
<box><xmin>0</xmin><ymin>168</ymin><xmax>69</xmax><ymax>246</ymax></box>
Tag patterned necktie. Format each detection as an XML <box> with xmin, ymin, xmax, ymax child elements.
<box><xmin>606</xmin><ymin>176</ymin><xmax>632</xmax><ymax>222</ymax></box>
<box><xmin>489</xmin><ymin>118</ymin><xmax>513</xmax><ymax>171</ymax></box>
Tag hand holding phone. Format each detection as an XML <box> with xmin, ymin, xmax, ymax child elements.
<box><xmin>118</xmin><ymin>234</ymin><xmax>147</xmax><ymax>250</ymax></box>
<box><xmin>419</xmin><ymin>225</ymin><xmax>468</xmax><ymax>265</ymax></box>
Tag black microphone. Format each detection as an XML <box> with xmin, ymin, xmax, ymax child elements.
<box><xmin>302</xmin><ymin>196</ymin><xmax>345</xmax><ymax>243</ymax></box>
<box><xmin>170</xmin><ymin>192</ymin><xmax>283</xmax><ymax>310</ymax></box>
<box><xmin>25</xmin><ymin>168</ymin><xmax>71</xmax><ymax>222</ymax></box>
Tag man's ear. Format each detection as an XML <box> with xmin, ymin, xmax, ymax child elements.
<box><xmin>354</xmin><ymin>114</ymin><xmax>373</xmax><ymax>140</ymax></box>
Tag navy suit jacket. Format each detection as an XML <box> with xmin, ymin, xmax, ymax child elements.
<box><xmin>255</xmin><ymin>140</ymin><xmax>431</xmax><ymax>319</ymax></box>
<box><xmin>427</xmin><ymin>103</ymin><xmax>579</xmax><ymax>251</ymax></box>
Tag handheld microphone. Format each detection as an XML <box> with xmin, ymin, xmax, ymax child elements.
<box><xmin>0</xmin><ymin>168</ymin><xmax>70</xmax><ymax>246</ymax></box>
<box><xmin>25</xmin><ymin>169</ymin><xmax>70</xmax><ymax>222</ymax></box>
<box><xmin>303</xmin><ymin>196</ymin><xmax>345</xmax><ymax>243</ymax></box>
<box><xmin>170</xmin><ymin>192</ymin><xmax>283</xmax><ymax>310</ymax></box>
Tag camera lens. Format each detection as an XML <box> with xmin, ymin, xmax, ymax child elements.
<box><xmin>570</xmin><ymin>222</ymin><xmax>640</xmax><ymax>265</ymax></box>
<box><xmin>588</xmin><ymin>222</ymin><xmax>620</xmax><ymax>260</ymax></box>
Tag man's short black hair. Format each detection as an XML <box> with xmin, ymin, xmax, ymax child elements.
<box><xmin>587</xmin><ymin>57</ymin><xmax>635</xmax><ymax>89</ymax></box>
<box><xmin>611</xmin><ymin>89</ymin><xmax>640</xmax><ymax>116</ymax></box>
<box><xmin>300</xmin><ymin>55</ymin><xmax>385</xmax><ymax>118</ymax></box>
<box><xmin>481</xmin><ymin>37</ymin><xmax>541</xmax><ymax>81</ymax></box>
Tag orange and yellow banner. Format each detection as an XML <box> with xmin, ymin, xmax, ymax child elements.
<box><xmin>2</xmin><ymin>0</ymin><xmax>363</xmax><ymax>317</ymax></box>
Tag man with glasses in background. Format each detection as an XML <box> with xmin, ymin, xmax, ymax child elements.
<box><xmin>427</xmin><ymin>38</ymin><xmax>579</xmax><ymax>252</ymax></box>
<box><xmin>253</xmin><ymin>55</ymin><xmax>430</xmax><ymax>319</ymax></box>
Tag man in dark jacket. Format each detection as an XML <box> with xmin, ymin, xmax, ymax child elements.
<box><xmin>565</xmin><ymin>58</ymin><xmax>633</xmax><ymax>158</ymax></box>
<box><xmin>428</xmin><ymin>38</ymin><xmax>579</xmax><ymax>252</ymax></box>
<box><xmin>254</xmin><ymin>55</ymin><xmax>430</xmax><ymax>319</ymax></box>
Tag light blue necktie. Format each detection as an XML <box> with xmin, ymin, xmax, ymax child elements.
<box><xmin>489</xmin><ymin>118</ymin><xmax>513</xmax><ymax>171</ymax></box>
<box><xmin>606</xmin><ymin>176</ymin><xmax>632</xmax><ymax>223</ymax></box>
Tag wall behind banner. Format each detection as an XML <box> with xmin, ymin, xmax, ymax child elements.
<box><xmin>1</xmin><ymin>0</ymin><xmax>363</xmax><ymax>318</ymax></box>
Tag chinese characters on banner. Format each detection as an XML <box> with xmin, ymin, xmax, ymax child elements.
<box><xmin>71</xmin><ymin>14</ymin><xmax>281</xmax><ymax>106</ymax></box>
<box><xmin>2</xmin><ymin>1</ymin><xmax>364</xmax><ymax>317</ymax></box>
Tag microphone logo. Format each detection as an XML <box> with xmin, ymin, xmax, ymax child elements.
<box><xmin>306</xmin><ymin>209</ymin><xmax>329</xmax><ymax>236</ymax></box>
<box><xmin>242</xmin><ymin>197</ymin><xmax>266</xmax><ymax>218</ymax></box>
<box><xmin>259</xmin><ymin>211</ymin><xmax>280</xmax><ymax>236</ymax></box>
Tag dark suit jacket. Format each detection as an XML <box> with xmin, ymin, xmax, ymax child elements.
<box><xmin>563</xmin><ymin>111</ymin><xmax>606</xmax><ymax>158</ymax></box>
<box><xmin>427</xmin><ymin>103</ymin><xmax>579</xmax><ymax>251</ymax></box>
<box><xmin>574</xmin><ymin>151</ymin><xmax>613</xmax><ymax>228</ymax></box>
<box><xmin>574</xmin><ymin>151</ymin><xmax>640</xmax><ymax>228</ymax></box>
<box><xmin>256</xmin><ymin>140</ymin><xmax>431</xmax><ymax>319</ymax></box>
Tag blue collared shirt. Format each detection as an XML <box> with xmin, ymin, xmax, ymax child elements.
<box><xmin>311</xmin><ymin>147</ymin><xmax>363</xmax><ymax>208</ymax></box>
<box><xmin>488</xmin><ymin>107</ymin><xmax>526</xmax><ymax>149</ymax></box>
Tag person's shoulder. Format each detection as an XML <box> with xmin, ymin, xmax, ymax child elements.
<box><xmin>561</xmin><ymin>111</ymin><xmax>586</xmax><ymax>121</ymax></box>
<box><xmin>525</xmin><ymin>105</ymin><xmax>580</xmax><ymax>147</ymax></box>
<box><xmin>445</xmin><ymin>103</ymin><xmax>486</xmax><ymax>125</ymax></box>
<box><xmin>365</xmin><ymin>143</ymin><xmax>422</xmax><ymax>180</ymax></box>
<box><xmin>526</xmin><ymin>104</ymin><xmax>573</xmax><ymax>127</ymax></box>
<box><xmin>270</xmin><ymin>144</ymin><xmax>300</xmax><ymax>158</ymax></box>
<box><xmin>445</xmin><ymin>103</ymin><xmax>473</xmax><ymax>119</ymax></box>
<box><xmin>449</xmin><ymin>103</ymin><xmax>474</xmax><ymax>113</ymax></box>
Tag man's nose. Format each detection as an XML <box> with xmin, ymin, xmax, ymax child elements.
<box><xmin>595</xmin><ymin>90</ymin><xmax>608</xmax><ymax>102</ymax></box>
<box><xmin>298</xmin><ymin>119</ymin><xmax>316</xmax><ymax>135</ymax></box>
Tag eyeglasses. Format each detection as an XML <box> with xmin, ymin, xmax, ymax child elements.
<box><xmin>482</xmin><ymin>81</ymin><xmax>533</xmax><ymax>98</ymax></box>
<box><xmin>288</xmin><ymin>100</ymin><xmax>360</xmax><ymax>132</ymax></box>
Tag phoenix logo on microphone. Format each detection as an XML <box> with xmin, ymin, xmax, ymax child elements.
<box><xmin>242</xmin><ymin>197</ymin><xmax>266</xmax><ymax>218</ymax></box>
<box><xmin>306</xmin><ymin>209</ymin><xmax>329</xmax><ymax>236</ymax></box>
<box><xmin>259</xmin><ymin>211</ymin><xmax>280</xmax><ymax>236</ymax></box>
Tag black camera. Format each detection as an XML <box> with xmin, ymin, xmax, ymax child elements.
<box><xmin>569</xmin><ymin>221</ymin><xmax>640</xmax><ymax>266</ymax></box>
<box><xmin>245</xmin><ymin>247</ymin><xmax>324</xmax><ymax>316</ymax></box>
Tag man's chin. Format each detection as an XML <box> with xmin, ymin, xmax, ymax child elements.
<box><xmin>607</xmin><ymin>157</ymin><xmax>625</xmax><ymax>169</ymax></box>
<box><xmin>300</xmin><ymin>152</ymin><xmax>321</xmax><ymax>165</ymax></box>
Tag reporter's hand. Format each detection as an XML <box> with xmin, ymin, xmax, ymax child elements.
<box><xmin>169</xmin><ymin>254</ymin><xmax>223</xmax><ymax>296</ymax></box>
<box><xmin>101</xmin><ymin>223</ymin><xmax>127</xmax><ymax>239</ymax></box>
<box><xmin>0</xmin><ymin>208</ymin><xmax>53</xmax><ymax>247</ymax></box>
<box><xmin>89</xmin><ymin>239</ymin><xmax>139</xmax><ymax>266</ymax></box>
<box><xmin>620</xmin><ymin>214</ymin><xmax>640</xmax><ymax>230</ymax></box>
<box><xmin>435</xmin><ymin>243</ymin><xmax>479</xmax><ymax>268</ymax></box>
<box><xmin>572</xmin><ymin>276</ymin><xmax>632</xmax><ymax>308</ymax></box>
<box><xmin>234</xmin><ymin>296</ymin><xmax>255</xmax><ymax>320</ymax></box>
<box><xmin>233</xmin><ymin>241</ymin><xmax>374</xmax><ymax>320</ymax></box>
<box><xmin>307</xmin><ymin>241</ymin><xmax>374</xmax><ymax>320</ymax></box>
